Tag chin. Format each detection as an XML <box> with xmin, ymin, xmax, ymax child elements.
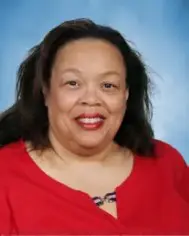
<box><xmin>74</xmin><ymin>131</ymin><xmax>113</xmax><ymax>150</ymax></box>
<box><xmin>79</xmin><ymin>141</ymin><xmax>102</xmax><ymax>149</ymax></box>
<box><xmin>77</xmin><ymin>137</ymin><xmax>105</xmax><ymax>149</ymax></box>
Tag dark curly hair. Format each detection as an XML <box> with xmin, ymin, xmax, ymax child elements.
<box><xmin>0</xmin><ymin>18</ymin><xmax>155</xmax><ymax>156</ymax></box>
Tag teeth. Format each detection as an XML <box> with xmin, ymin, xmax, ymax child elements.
<box><xmin>78</xmin><ymin>118</ymin><xmax>103</xmax><ymax>124</ymax></box>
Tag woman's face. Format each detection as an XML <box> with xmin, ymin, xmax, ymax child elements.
<box><xmin>45</xmin><ymin>38</ymin><xmax>128</xmax><ymax>153</ymax></box>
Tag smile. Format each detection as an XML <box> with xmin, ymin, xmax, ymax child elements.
<box><xmin>75</xmin><ymin>114</ymin><xmax>105</xmax><ymax>130</ymax></box>
<box><xmin>77</xmin><ymin>117</ymin><xmax>104</xmax><ymax>124</ymax></box>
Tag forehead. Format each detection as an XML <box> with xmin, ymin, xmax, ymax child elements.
<box><xmin>53</xmin><ymin>38</ymin><xmax>126</xmax><ymax>74</ymax></box>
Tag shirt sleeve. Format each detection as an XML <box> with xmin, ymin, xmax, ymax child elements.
<box><xmin>162</xmin><ymin>141</ymin><xmax>189</xmax><ymax>203</ymax></box>
<box><xmin>175</xmin><ymin>153</ymin><xmax>189</xmax><ymax>203</ymax></box>
<box><xmin>0</xmin><ymin>186</ymin><xmax>12</xmax><ymax>234</ymax></box>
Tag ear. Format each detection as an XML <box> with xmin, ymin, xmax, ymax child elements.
<box><xmin>125</xmin><ymin>88</ymin><xmax>129</xmax><ymax>102</ymax></box>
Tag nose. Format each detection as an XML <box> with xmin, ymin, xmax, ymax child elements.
<box><xmin>79</xmin><ymin>85</ymin><xmax>101</xmax><ymax>106</ymax></box>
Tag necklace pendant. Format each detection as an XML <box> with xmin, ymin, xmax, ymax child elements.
<box><xmin>92</xmin><ymin>192</ymin><xmax>116</xmax><ymax>206</ymax></box>
<box><xmin>106</xmin><ymin>198</ymin><xmax>116</xmax><ymax>203</ymax></box>
<box><xmin>92</xmin><ymin>196</ymin><xmax>104</xmax><ymax>206</ymax></box>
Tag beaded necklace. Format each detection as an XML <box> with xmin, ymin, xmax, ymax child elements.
<box><xmin>92</xmin><ymin>192</ymin><xmax>116</xmax><ymax>206</ymax></box>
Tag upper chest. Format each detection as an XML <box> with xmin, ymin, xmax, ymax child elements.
<box><xmin>9</xmin><ymin>173</ymin><xmax>189</xmax><ymax>235</ymax></box>
<box><xmin>8</xmin><ymin>155</ymin><xmax>189</xmax><ymax>235</ymax></box>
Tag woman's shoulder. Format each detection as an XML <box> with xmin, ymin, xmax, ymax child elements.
<box><xmin>0</xmin><ymin>140</ymin><xmax>25</xmax><ymax>169</ymax></box>
<box><xmin>137</xmin><ymin>139</ymin><xmax>188</xmax><ymax>180</ymax></box>
<box><xmin>152</xmin><ymin>139</ymin><xmax>186</xmax><ymax>166</ymax></box>
<box><xmin>151</xmin><ymin>139</ymin><xmax>188</xmax><ymax>175</ymax></box>
<box><xmin>152</xmin><ymin>139</ymin><xmax>189</xmax><ymax>201</ymax></box>
<box><xmin>0</xmin><ymin>139</ymin><xmax>24</xmax><ymax>153</ymax></box>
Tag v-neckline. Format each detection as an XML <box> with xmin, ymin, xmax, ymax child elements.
<box><xmin>19</xmin><ymin>140</ymin><xmax>139</xmax><ymax>223</ymax></box>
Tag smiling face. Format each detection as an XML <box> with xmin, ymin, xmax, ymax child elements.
<box><xmin>44</xmin><ymin>38</ymin><xmax>128</xmax><ymax>154</ymax></box>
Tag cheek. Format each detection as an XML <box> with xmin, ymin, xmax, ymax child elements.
<box><xmin>108</xmin><ymin>96</ymin><xmax>126</xmax><ymax>116</ymax></box>
<box><xmin>47</xmin><ymin>93</ymin><xmax>76</xmax><ymax>132</ymax></box>
<box><xmin>47</xmin><ymin>91</ymin><xmax>77</xmax><ymax>114</ymax></box>
<box><xmin>106</xmin><ymin>97</ymin><xmax>126</xmax><ymax>130</ymax></box>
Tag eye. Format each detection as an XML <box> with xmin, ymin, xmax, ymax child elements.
<box><xmin>102</xmin><ymin>82</ymin><xmax>118</xmax><ymax>90</ymax></box>
<box><xmin>65</xmin><ymin>80</ymin><xmax>79</xmax><ymax>87</ymax></box>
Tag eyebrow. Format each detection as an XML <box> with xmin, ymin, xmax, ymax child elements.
<box><xmin>60</xmin><ymin>68</ymin><xmax>122</xmax><ymax>77</ymax></box>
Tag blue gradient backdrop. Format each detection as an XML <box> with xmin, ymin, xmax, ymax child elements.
<box><xmin>0</xmin><ymin>0</ymin><xmax>188</xmax><ymax>162</ymax></box>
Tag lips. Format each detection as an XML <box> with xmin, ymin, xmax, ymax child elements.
<box><xmin>76</xmin><ymin>113</ymin><xmax>105</xmax><ymax>119</ymax></box>
<box><xmin>75</xmin><ymin>113</ymin><xmax>105</xmax><ymax>130</ymax></box>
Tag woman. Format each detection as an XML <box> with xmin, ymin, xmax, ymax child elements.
<box><xmin>0</xmin><ymin>18</ymin><xmax>188</xmax><ymax>235</ymax></box>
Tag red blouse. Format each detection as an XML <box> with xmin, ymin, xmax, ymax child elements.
<box><xmin>0</xmin><ymin>140</ymin><xmax>188</xmax><ymax>235</ymax></box>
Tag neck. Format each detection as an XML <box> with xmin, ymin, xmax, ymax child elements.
<box><xmin>47</xmin><ymin>132</ymin><xmax>121</xmax><ymax>165</ymax></box>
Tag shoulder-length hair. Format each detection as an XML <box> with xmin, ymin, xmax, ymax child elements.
<box><xmin>0</xmin><ymin>18</ymin><xmax>155</xmax><ymax>156</ymax></box>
